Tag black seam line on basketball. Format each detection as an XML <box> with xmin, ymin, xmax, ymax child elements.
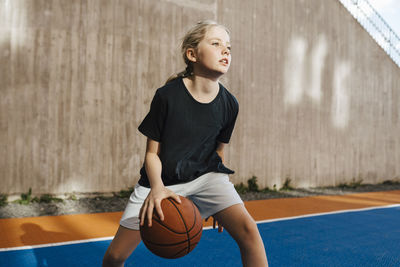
<box><xmin>143</xmin><ymin>238</ymin><xmax>190</xmax><ymax>247</ymax></box>
<box><xmin>142</xmin><ymin>227</ymin><xmax>202</xmax><ymax>247</ymax></box>
<box><xmin>151</xmin><ymin>217</ymin><xmax>188</xmax><ymax>234</ymax></box>
<box><xmin>187</xmin><ymin>202</ymin><xmax>202</xmax><ymax>247</ymax></box>
<box><xmin>155</xmin><ymin>199</ymin><xmax>197</xmax><ymax>233</ymax></box>
<box><xmin>190</xmin><ymin>201</ymin><xmax>198</xmax><ymax>230</ymax></box>
<box><xmin>172</xmin><ymin>246</ymin><xmax>188</xmax><ymax>258</ymax></box>
<box><xmin>150</xmin><ymin>212</ymin><xmax>198</xmax><ymax>235</ymax></box>
<box><xmin>192</xmin><ymin>227</ymin><xmax>202</xmax><ymax>240</ymax></box>
<box><xmin>167</xmin><ymin>198</ymin><xmax>191</xmax><ymax>255</ymax></box>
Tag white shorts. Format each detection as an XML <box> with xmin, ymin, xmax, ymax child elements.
<box><xmin>120</xmin><ymin>172</ymin><xmax>243</xmax><ymax>230</ymax></box>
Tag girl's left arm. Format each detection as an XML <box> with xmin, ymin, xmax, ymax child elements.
<box><xmin>216</xmin><ymin>142</ymin><xmax>226</xmax><ymax>163</ymax></box>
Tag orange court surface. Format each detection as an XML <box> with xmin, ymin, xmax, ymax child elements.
<box><xmin>1</xmin><ymin>190</ymin><xmax>399</xmax><ymax>249</ymax></box>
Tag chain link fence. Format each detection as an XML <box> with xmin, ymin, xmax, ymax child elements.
<box><xmin>338</xmin><ymin>0</ymin><xmax>400</xmax><ymax>67</ymax></box>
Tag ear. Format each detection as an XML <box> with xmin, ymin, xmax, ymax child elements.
<box><xmin>186</xmin><ymin>48</ymin><xmax>197</xmax><ymax>63</ymax></box>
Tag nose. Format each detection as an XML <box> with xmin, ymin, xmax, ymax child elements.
<box><xmin>222</xmin><ymin>45</ymin><xmax>230</xmax><ymax>55</ymax></box>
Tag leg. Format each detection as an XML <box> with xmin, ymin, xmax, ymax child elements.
<box><xmin>213</xmin><ymin>204</ymin><xmax>268</xmax><ymax>267</ymax></box>
<box><xmin>102</xmin><ymin>226</ymin><xmax>141</xmax><ymax>267</ymax></box>
<box><xmin>103</xmin><ymin>183</ymin><xmax>151</xmax><ymax>266</ymax></box>
<box><xmin>103</xmin><ymin>180</ymin><xmax>192</xmax><ymax>266</ymax></box>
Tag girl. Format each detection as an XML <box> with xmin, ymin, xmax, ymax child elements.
<box><xmin>103</xmin><ymin>20</ymin><xmax>268</xmax><ymax>267</ymax></box>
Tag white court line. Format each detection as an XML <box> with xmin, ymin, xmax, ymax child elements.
<box><xmin>1</xmin><ymin>203</ymin><xmax>399</xmax><ymax>252</ymax></box>
<box><xmin>0</xmin><ymin>237</ymin><xmax>114</xmax><ymax>252</ymax></box>
<box><xmin>253</xmin><ymin>203</ymin><xmax>400</xmax><ymax>225</ymax></box>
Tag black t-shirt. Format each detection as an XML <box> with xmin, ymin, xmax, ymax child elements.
<box><xmin>137</xmin><ymin>77</ymin><xmax>239</xmax><ymax>187</ymax></box>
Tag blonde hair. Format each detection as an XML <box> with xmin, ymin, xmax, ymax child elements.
<box><xmin>165</xmin><ymin>20</ymin><xmax>230</xmax><ymax>84</ymax></box>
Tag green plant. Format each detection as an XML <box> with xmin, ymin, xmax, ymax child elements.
<box><xmin>382</xmin><ymin>180</ymin><xmax>400</xmax><ymax>185</ymax></box>
<box><xmin>15</xmin><ymin>188</ymin><xmax>33</xmax><ymax>205</ymax></box>
<box><xmin>234</xmin><ymin>182</ymin><xmax>248</xmax><ymax>194</ymax></box>
<box><xmin>260</xmin><ymin>186</ymin><xmax>273</xmax><ymax>193</ymax></box>
<box><xmin>0</xmin><ymin>194</ymin><xmax>7</xmax><ymax>207</ymax></box>
<box><xmin>280</xmin><ymin>177</ymin><xmax>293</xmax><ymax>191</ymax></box>
<box><xmin>114</xmin><ymin>187</ymin><xmax>134</xmax><ymax>198</ymax></box>
<box><xmin>247</xmin><ymin>176</ymin><xmax>259</xmax><ymax>192</ymax></box>
<box><xmin>235</xmin><ymin>176</ymin><xmax>264</xmax><ymax>194</ymax></box>
<box><xmin>68</xmin><ymin>194</ymin><xmax>77</xmax><ymax>201</ymax></box>
<box><xmin>37</xmin><ymin>194</ymin><xmax>63</xmax><ymax>203</ymax></box>
<box><xmin>338</xmin><ymin>178</ymin><xmax>363</xmax><ymax>189</ymax></box>
<box><xmin>14</xmin><ymin>189</ymin><xmax>64</xmax><ymax>204</ymax></box>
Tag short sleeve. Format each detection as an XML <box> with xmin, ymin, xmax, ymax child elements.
<box><xmin>217</xmin><ymin>100</ymin><xmax>239</xmax><ymax>144</ymax></box>
<box><xmin>138</xmin><ymin>90</ymin><xmax>166</xmax><ymax>142</ymax></box>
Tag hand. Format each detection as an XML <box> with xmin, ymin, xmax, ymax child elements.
<box><xmin>206</xmin><ymin>216</ymin><xmax>224</xmax><ymax>233</ymax></box>
<box><xmin>139</xmin><ymin>186</ymin><xmax>181</xmax><ymax>227</ymax></box>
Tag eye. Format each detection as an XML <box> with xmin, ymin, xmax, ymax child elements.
<box><xmin>227</xmin><ymin>46</ymin><xmax>232</xmax><ymax>51</ymax></box>
<box><xmin>212</xmin><ymin>42</ymin><xmax>220</xmax><ymax>46</ymax></box>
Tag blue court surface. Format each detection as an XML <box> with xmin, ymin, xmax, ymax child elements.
<box><xmin>1</xmin><ymin>205</ymin><xmax>399</xmax><ymax>267</ymax></box>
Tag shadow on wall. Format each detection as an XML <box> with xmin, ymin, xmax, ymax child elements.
<box><xmin>283</xmin><ymin>34</ymin><xmax>352</xmax><ymax>129</ymax></box>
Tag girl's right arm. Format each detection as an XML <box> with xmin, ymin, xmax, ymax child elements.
<box><xmin>139</xmin><ymin>138</ymin><xmax>181</xmax><ymax>227</ymax></box>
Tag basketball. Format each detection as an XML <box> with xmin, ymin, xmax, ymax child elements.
<box><xmin>139</xmin><ymin>196</ymin><xmax>203</xmax><ymax>259</ymax></box>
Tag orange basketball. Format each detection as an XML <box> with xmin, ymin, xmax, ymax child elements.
<box><xmin>139</xmin><ymin>196</ymin><xmax>203</xmax><ymax>259</ymax></box>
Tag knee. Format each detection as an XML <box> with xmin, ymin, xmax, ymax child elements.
<box><xmin>102</xmin><ymin>249</ymin><xmax>127</xmax><ymax>267</ymax></box>
<box><xmin>235</xmin><ymin>218</ymin><xmax>261</xmax><ymax>246</ymax></box>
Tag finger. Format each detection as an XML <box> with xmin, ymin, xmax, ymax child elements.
<box><xmin>146</xmin><ymin>202</ymin><xmax>154</xmax><ymax>227</ymax></box>
<box><xmin>154</xmin><ymin>199</ymin><xmax>164</xmax><ymax>221</ymax></box>
<box><xmin>139</xmin><ymin>201</ymin><xmax>148</xmax><ymax>226</ymax></box>
<box><xmin>213</xmin><ymin>217</ymin><xmax>224</xmax><ymax>232</ymax></box>
<box><xmin>171</xmin><ymin>193</ymin><xmax>181</xmax><ymax>204</ymax></box>
<box><xmin>139</xmin><ymin>200</ymin><xmax>145</xmax><ymax>219</ymax></box>
<box><xmin>218</xmin><ymin>220</ymin><xmax>224</xmax><ymax>232</ymax></box>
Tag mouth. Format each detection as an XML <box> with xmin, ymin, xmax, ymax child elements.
<box><xmin>219</xmin><ymin>58</ymin><xmax>229</xmax><ymax>65</ymax></box>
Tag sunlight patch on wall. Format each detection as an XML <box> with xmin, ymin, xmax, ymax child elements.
<box><xmin>332</xmin><ymin>61</ymin><xmax>351</xmax><ymax>129</ymax></box>
<box><xmin>284</xmin><ymin>37</ymin><xmax>307</xmax><ymax>106</ymax></box>
<box><xmin>1</xmin><ymin>0</ymin><xmax>28</xmax><ymax>47</ymax></box>
<box><xmin>307</xmin><ymin>35</ymin><xmax>327</xmax><ymax>103</ymax></box>
<box><xmin>0</xmin><ymin>0</ymin><xmax>11</xmax><ymax>44</ymax></box>
<box><xmin>1</xmin><ymin>0</ymin><xmax>12</xmax><ymax>23</ymax></box>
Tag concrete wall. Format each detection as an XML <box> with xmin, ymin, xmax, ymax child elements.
<box><xmin>1</xmin><ymin>0</ymin><xmax>399</xmax><ymax>194</ymax></box>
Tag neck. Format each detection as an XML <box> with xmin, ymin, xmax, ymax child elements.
<box><xmin>185</xmin><ymin>75</ymin><xmax>220</xmax><ymax>94</ymax></box>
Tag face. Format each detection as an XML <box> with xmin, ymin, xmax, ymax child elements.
<box><xmin>189</xmin><ymin>26</ymin><xmax>231</xmax><ymax>77</ymax></box>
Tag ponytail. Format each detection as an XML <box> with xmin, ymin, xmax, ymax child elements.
<box><xmin>165</xmin><ymin>65</ymin><xmax>194</xmax><ymax>84</ymax></box>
